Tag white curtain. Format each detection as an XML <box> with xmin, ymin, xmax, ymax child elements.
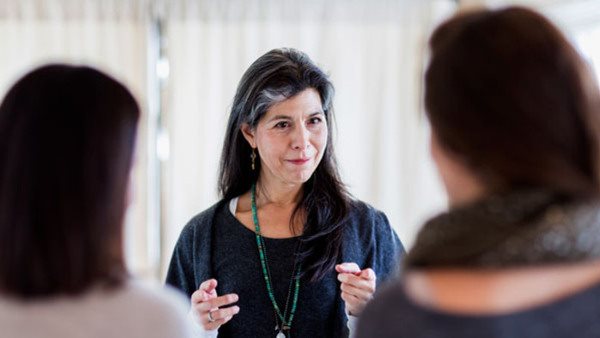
<box><xmin>162</xmin><ymin>0</ymin><xmax>456</xmax><ymax>275</ymax></box>
<box><xmin>0</xmin><ymin>0</ymin><xmax>155</xmax><ymax>278</ymax></box>
<box><xmin>463</xmin><ymin>0</ymin><xmax>600</xmax><ymax>27</ymax></box>
<box><xmin>576</xmin><ymin>26</ymin><xmax>600</xmax><ymax>81</ymax></box>
<box><xmin>4</xmin><ymin>0</ymin><xmax>599</xmax><ymax>282</ymax></box>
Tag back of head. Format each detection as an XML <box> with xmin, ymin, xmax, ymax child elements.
<box><xmin>0</xmin><ymin>65</ymin><xmax>140</xmax><ymax>299</ymax></box>
<box><xmin>425</xmin><ymin>6</ymin><xmax>600</xmax><ymax>197</ymax></box>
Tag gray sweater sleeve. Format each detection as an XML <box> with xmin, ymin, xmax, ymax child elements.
<box><xmin>166</xmin><ymin>202</ymin><xmax>223</xmax><ymax>300</ymax></box>
<box><xmin>341</xmin><ymin>200</ymin><xmax>405</xmax><ymax>285</ymax></box>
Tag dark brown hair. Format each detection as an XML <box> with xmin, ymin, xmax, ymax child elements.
<box><xmin>219</xmin><ymin>48</ymin><xmax>350</xmax><ymax>281</ymax></box>
<box><xmin>0</xmin><ymin>64</ymin><xmax>139</xmax><ymax>298</ymax></box>
<box><xmin>425</xmin><ymin>6</ymin><xmax>600</xmax><ymax>197</ymax></box>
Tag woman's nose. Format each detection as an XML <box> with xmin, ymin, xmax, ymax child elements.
<box><xmin>291</xmin><ymin>125</ymin><xmax>310</xmax><ymax>150</ymax></box>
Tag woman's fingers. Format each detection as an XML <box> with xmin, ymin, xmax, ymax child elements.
<box><xmin>196</xmin><ymin>293</ymin><xmax>239</xmax><ymax>312</ymax></box>
<box><xmin>204</xmin><ymin>305</ymin><xmax>240</xmax><ymax>324</ymax></box>
<box><xmin>340</xmin><ymin>281</ymin><xmax>374</xmax><ymax>301</ymax></box>
<box><xmin>337</xmin><ymin>264</ymin><xmax>377</xmax><ymax>316</ymax></box>
<box><xmin>337</xmin><ymin>270</ymin><xmax>376</xmax><ymax>294</ymax></box>
<box><xmin>189</xmin><ymin>279</ymin><xmax>240</xmax><ymax>330</ymax></box>
<box><xmin>340</xmin><ymin>290</ymin><xmax>363</xmax><ymax>314</ymax></box>
<box><xmin>201</xmin><ymin>303</ymin><xmax>240</xmax><ymax>331</ymax></box>
<box><xmin>192</xmin><ymin>279</ymin><xmax>218</xmax><ymax>303</ymax></box>
<box><xmin>359</xmin><ymin>268</ymin><xmax>376</xmax><ymax>281</ymax></box>
<box><xmin>341</xmin><ymin>290</ymin><xmax>361</xmax><ymax>304</ymax></box>
<box><xmin>341</xmin><ymin>288</ymin><xmax>370</xmax><ymax>315</ymax></box>
<box><xmin>336</xmin><ymin>262</ymin><xmax>361</xmax><ymax>274</ymax></box>
<box><xmin>199</xmin><ymin>278</ymin><xmax>218</xmax><ymax>291</ymax></box>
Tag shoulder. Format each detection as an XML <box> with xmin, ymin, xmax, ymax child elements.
<box><xmin>106</xmin><ymin>280</ymin><xmax>195</xmax><ymax>337</ymax></box>
<box><xmin>344</xmin><ymin>199</ymin><xmax>394</xmax><ymax>237</ymax></box>
<box><xmin>357</xmin><ymin>281</ymin><xmax>413</xmax><ymax>338</ymax></box>
<box><xmin>0</xmin><ymin>280</ymin><xmax>195</xmax><ymax>338</ymax></box>
<box><xmin>358</xmin><ymin>277</ymin><xmax>600</xmax><ymax>338</ymax></box>
<box><xmin>342</xmin><ymin>199</ymin><xmax>404</xmax><ymax>278</ymax></box>
<box><xmin>118</xmin><ymin>280</ymin><xmax>189</xmax><ymax>313</ymax></box>
<box><xmin>347</xmin><ymin>199</ymin><xmax>388</xmax><ymax>223</ymax></box>
<box><xmin>167</xmin><ymin>201</ymin><xmax>229</xmax><ymax>291</ymax></box>
<box><xmin>178</xmin><ymin>200</ymin><xmax>228</xmax><ymax>240</ymax></box>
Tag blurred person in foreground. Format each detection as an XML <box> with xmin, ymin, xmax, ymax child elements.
<box><xmin>357</xmin><ymin>6</ymin><xmax>600</xmax><ymax>338</ymax></box>
<box><xmin>0</xmin><ymin>64</ymin><xmax>194</xmax><ymax>338</ymax></box>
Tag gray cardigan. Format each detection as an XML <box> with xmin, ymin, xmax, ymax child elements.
<box><xmin>166</xmin><ymin>199</ymin><xmax>404</xmax><ymax>337</ymax></box>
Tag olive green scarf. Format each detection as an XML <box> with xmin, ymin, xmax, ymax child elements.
<box><xmin>406</xmin><ymin>189</ymin><xmax>600</xmax><ymax>269</ymax></box>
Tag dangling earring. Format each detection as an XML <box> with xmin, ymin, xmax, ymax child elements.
<box><xmin>251</xmin><ymin>148</ymin><xmax>256</xmax><ymax>171</ymax></box>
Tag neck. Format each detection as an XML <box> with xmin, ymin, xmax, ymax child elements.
<box><xmin>256</xmin><ymin>177</ymin><xmax>303</xmax><ymax>208</ymax></box>
<box><xmin>447</xmin><ymin>181</ymin><xmax>487</xmax><ymax>208</ymax></box>
<box><xmin>405</xmin><ymin>261</ymin><xmax>600</xmax><ymax>315</ymax></box>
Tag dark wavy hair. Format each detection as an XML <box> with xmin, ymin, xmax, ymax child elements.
<box><xmin>0</xmin><ymin>64</ymin><xmax>139</xmax><ymax>298</ymax></box>
<box><xmin>425</xmin><ymin>7</ymin><xmax>600</xmax><ymax>197</ymax></box>
<box><xmin>219</xmin><ymin>48</ymin><xmax>350</xmax><ymax>281</ymax></box>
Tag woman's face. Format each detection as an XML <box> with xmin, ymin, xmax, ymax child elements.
<box><xmin>242</xmin><ymin>88</ymin><xmax>328</xmax><ymax>187</ymax></box>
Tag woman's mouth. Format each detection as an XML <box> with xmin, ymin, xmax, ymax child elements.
<box><xmin>287</xmin><ymin>158</ymin><xmax>310</xmax><ymax>165</ymax></box>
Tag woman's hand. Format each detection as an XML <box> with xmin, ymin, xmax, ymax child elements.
<box><xmin>190</xmin><ymin>279</ymin><xmax>240</xmax><ymax>331</ymax></box>
<box><xmin>336</xmin><ymin>262</ymin><xmax>376</xmax><ymax>316</ymax></box>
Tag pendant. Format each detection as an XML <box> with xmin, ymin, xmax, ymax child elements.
<box><xmin>276</xmin><ymin>331</ymin><xmax>286</xmax><ymax>338</ymax></box>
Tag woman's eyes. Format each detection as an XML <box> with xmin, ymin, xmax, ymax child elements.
<box><xmin>274</xmin><ymin>121</ymin><xmax>290</xmax><ymax>129</ymax></box>
<box><xmin>308</xmin><ymin>116</ymin><xmax>323</xmax><ymax>124</ymax></box>
<box><xmin>273</xmin><ymin>117</ymin><xmax>323</xmax><ymax>129</ymax></box>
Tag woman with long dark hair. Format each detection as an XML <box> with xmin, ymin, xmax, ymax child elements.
<box><xmin>0</xmin><ymin>64</ymin><xmax>193</xmax><ymax>338</ymax></box>
<box><xmin>357</xmin><ymin>7</ymin><xmax>600</xmax><ymax>338</ymax></box>
<box><xmin>166</xmin><ymin>48</ymin><xmax>404</xmax><ymax>337</ymax></box>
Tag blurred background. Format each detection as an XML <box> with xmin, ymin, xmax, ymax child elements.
<box><xmin>1</xmin><ymin>0</ymin><xmax>600</xmax><ymax>281</ymax></box>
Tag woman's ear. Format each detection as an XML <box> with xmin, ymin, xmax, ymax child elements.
<box><xmin>241</xmin><ymin>123</ymin><xmax>256</xmax><ymax>148</ymax></box>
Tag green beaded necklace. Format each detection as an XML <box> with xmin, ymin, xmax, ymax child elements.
<box><xmin>251</xmin><ymin>183</ymin><xmax>301</xmax><ymax>338</ymax></box>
